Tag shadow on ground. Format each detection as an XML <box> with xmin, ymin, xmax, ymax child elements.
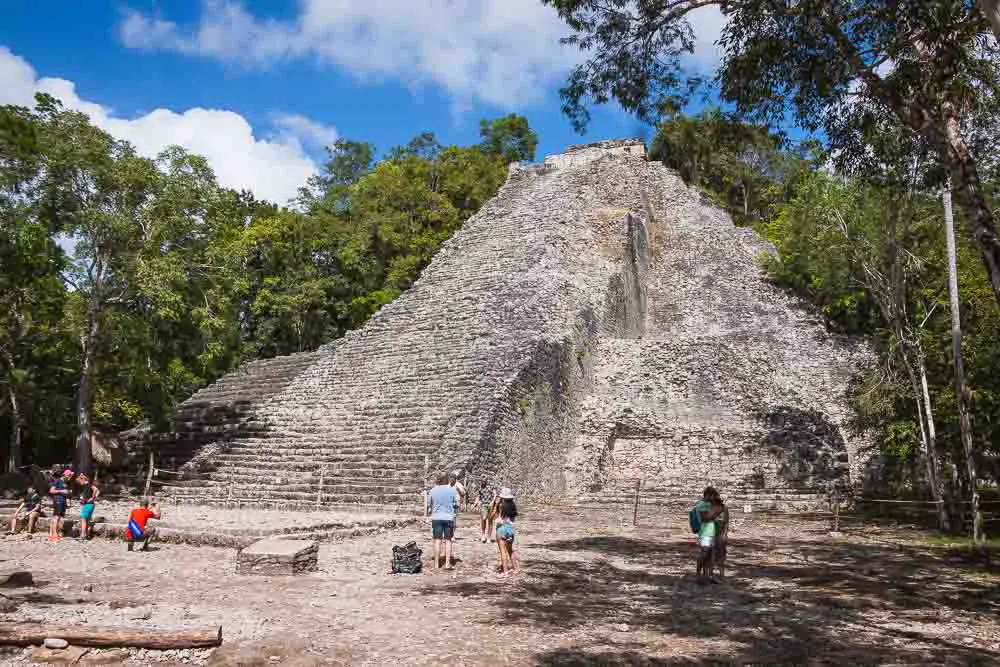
<box><xmin>422</xmin><ymin>530</ymin><xmax>1000</xmax><ymax>665</ymax></box>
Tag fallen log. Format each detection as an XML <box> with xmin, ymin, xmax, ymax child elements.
<box><xmin>0</xmin><ymin>623</ymin><xmax>222</xmax><ymax>649</ymax></box>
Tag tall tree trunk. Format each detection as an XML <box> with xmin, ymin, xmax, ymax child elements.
<box><xmin>898</xmin><ymin>339</ymin><xmax>949</xmax><ymax>530</ymax></box>
<box><xmin>7</xmin><ymin>389</ymin><xmax>20</xmax><ymax>474</ymax></box>
<box><xmin>75</xmin><ymin>301</ymin><xmax>99</xmax><ymax>474</ymax></box>
<box><xmin>917</xmin><ymin>352</ymin><xmax>951</xmax><ymax>529</ymax></box>
<box><xmin>942</xmin><ymin>181</ymin><xmax>982</xmax><ymax>543</ymax></box>
<box><xmin>939</xmin><ymin>113</ymin><xmax>1000</xmax><ymax>309</ymax></box>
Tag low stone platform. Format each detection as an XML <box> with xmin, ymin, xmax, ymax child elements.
<box><xmin>1</xmin><ymin>501</ymin><xmax>418</xmax><ymax>548</ymax></box>
<box><xmin>236</xmin><ymin>538</ymin><xmax>318</xmax><ymax>575</ymax></box>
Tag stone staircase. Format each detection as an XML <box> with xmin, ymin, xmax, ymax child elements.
<box><xmin>126</xmin><ymin>351</ymin><xmax>321</xmax><ymax>473</ymax></box>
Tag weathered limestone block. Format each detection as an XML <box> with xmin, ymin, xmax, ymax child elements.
<box><xmin>236</xmin><ymin>539</ymin><xmax>318</xmax><ymax>575</ymax></box>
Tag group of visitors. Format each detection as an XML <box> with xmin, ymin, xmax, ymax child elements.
<box><xmin>427</xmin><ymin>471</ymin><xmax>519</xmax><ymax>576</ymax></box>
<box><xmin>6</xmin><ymin>466</ymin><xmax>160</xmax><ymax>551</ymax></box>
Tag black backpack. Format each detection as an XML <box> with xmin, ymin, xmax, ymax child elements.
<box><xmin>391</xmin><ymin>541</ymin><xmax>423</xmax><ymax>574</ymax></box>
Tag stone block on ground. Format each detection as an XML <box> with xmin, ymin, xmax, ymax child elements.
<box><xmin>27</xmin><ymin>645</ymin><xmax>89</xmax><ymax>664</ymax></box>
<box><xmin>236</xmin><ymin>538</ymin><xmax>318</xmax><ymax>575</ymax></box>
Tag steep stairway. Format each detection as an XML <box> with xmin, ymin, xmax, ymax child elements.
<box><xmin>127</xmin><ymin>351</ymin><xmax>321</xmax><ymax>473</ymax></box>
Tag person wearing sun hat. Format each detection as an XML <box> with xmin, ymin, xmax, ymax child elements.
<box><xmin>494</xmin><ymin>487</ymin><xmax>518</xmax><ymax>575</ymax></box>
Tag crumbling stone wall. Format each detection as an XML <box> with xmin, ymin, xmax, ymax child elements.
<box><xmin>569</xmin><ymin>160</ymin><xmax>872</xmax><ymax>509</ymax></box>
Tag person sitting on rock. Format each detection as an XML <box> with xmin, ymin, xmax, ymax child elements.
<box><xmin>47</xmin><ymin>468</ymin><xmax>74</xmax><ymax>542</ymax></box>
<box><xmin>76</xmin><ymin>472</ymin><xmax>100</xmax><ymax>541</ymax></box>
<box><xmin>7</xmin><ymin>485</ymin><xmax>42</xmax><ymax>536</ymax></box>
<box><xmin>125</xmin><ymin>498</ymin><xmax>160</xmax><ymax>552</ymax></box>
<box><xmin>427</xmin><ymin>474</ymin><xmax>459</xmax><ymax>569</ymax></box>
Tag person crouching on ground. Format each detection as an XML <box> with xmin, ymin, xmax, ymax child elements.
<box><xmin>478</xmin><ymin>476</ymin><xmax>497</xmax><ymax>543</ymax></box>
<box><xmin>76</xmin><ymin>472</ymin><xmax>100</xmax><ymax>540</ymax></box>
<box><xmin>427</xmin><ymin>473</ymin><xmax>459</xmax><ymax>570</ymax></box>
<box><xmin>125</xmin><ymin>498</ymin><xmax>160</xmax><ymax>552</ymax></box>
<box><xmin>495</xmin><ymin>488</ymin><xmax>518</xmax><ymax>576</ymax></box>
<box><xmin>7</xmin><ymin>485</ymin><xmax>42</xmax><ymax>536</ymax></box>
<box><xmin>695</xmin><ymin>486</ymin><xmax>723</xmax><ymax>583</ymax></box>
<box><xmin>47</xmin><ymin>468</ymin><xmax>74</xmax><ymax>542</ymax></box>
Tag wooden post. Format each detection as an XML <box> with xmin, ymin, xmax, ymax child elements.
<box><xmin>833</xmin><ymin>489</ymin><xmax>840</xmax><ymax>533</ymax></box>
<box><xmin>143</xmin><ymin>450</ymin><xmax>154</xmax><ymax>499</ymax></box>
<box><xmin>632</xmin><ymin>479</ymin><xmax>641</xmax><ymax>526</ymax></box>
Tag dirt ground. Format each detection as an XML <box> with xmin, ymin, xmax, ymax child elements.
<box><xmin>1</xmin><ymin>504</ymin><xmax>998</xmax><ymax>666</ymax></box>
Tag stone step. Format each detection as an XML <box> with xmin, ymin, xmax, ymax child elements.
<box><xmin>186</xmin><ymin>470</ymin><xmax>425</xmax><ymax>486</ymax></box>
<box><xmin>160</xmin><ymin>487</ymin><xmax>422</xmax><ymax>507</ymax></box>
<box><xmin>193</xmin><ymin>461</ymin><xmax>425</xmax><ymax>475</ymax></box>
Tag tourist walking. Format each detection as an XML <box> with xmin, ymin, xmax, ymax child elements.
<box><xmin>495</xmin><ymin>487</ymin><xmax>518</xmax><ymax>576</ymax></box>
<box><xmin>125</xmin><ymin>498</ymin><xmax>161</xmax><ymax>552</ymax></box>
<box><xmin>47</xmin><ymin>468</ymin><xmax>74</xmax><ymax>542</ymax></box>
<box><xmin>477</xmin><ymin>476</ymin><xmax>498</xmax><ymax>543</ymax></box>
<box><xmin>76</xmin><ymin>472</ymin><xmax>100</xmax><ymax>540</ymax></box>
<box><xmin>427</xmin><ymin>473</ymin><xmax>459</xmax><ymax>569</ymax></box>
<box><xmin>7</xmin><ymin>485</ymin><xmax>42</xmax><ymax>536</ymax></box>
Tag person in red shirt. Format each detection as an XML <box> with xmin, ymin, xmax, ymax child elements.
<box><xmin>125</xmin><ymin>499</ymin><xmax>160</xmax><ymax>552</ymax></box>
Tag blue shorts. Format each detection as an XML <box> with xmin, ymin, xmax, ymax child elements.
<box><xmin>496</xmin><ymin>523</ymin><xmax>514</xmax><ymax>542</ymax></box>
<box><xmin>80</xmin><ymin>503</ymin><xmax>95</xmax><ymax>521</ymax></box>
<box><xmin>431</xmin><ymin>520</ymin><xmax>454</xmax><ymax>540</ymax></box>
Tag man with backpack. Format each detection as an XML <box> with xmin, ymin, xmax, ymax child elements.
<box><xmin>690</xmin><ymin>486</ymin><xmax>724</xmax><ymax>583</ymax></box>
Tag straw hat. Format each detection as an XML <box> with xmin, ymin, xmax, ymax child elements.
<box><xmin>499</xmin><ymin>487</ymin><xmax>514</xmax><ymax>499</ymax></box>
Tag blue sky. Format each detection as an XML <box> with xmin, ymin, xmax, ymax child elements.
<box><xmin>0</xmin><ymin>0</ymin><xmax>727</xmax><ymax>205</ymax></box>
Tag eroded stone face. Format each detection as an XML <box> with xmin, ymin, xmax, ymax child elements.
<box><xmin>135</xmin><ymin>140</ymin><xmax>869</xmax><ymax>509</ymax></box>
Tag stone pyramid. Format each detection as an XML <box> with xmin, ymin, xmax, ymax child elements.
<box><xmin>128</xmin><ymin>140</ymin><xmax>869</xmax><ymax>509</ymax></box>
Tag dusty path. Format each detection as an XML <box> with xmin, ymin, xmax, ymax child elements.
<box><xmin>1</xmin><ymin>505</ymin><xmax>998</xmax><ymax>665</ymax></box>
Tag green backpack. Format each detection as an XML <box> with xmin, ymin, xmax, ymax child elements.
<box><xmin>688</xmin><ymin>505</ymin><xmax>702</xmax><ymax>534</ymax></box>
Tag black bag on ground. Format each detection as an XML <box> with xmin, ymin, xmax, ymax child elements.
<box><xmin>391</xmin><ymin>541</ymin><xmax>423</xmax><ymax>574</ymax></box>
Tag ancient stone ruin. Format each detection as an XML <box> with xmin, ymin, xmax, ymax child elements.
<box><xmin>128</xmin><ymin>140</ymin><xmax>869</xmax><ymax>509</ymax></box>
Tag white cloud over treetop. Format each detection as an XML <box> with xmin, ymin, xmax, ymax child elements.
<box><xmin>119</xmin><ymin>0</ymin><xmax>577</xmax><ymax>109</ymax></box>
<box><xmin>119</xmin><ymin>0</ymin><xmax>726</xmax><ymax>109</ymax></box>
<box><xmin>0</xmin><ymin>46</ymin><xmax>329</xmax><ymax>205</ymax></box>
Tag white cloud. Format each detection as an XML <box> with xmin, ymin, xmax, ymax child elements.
<box><xmin>271</xmin><ymin>112</ymin><xmax>339</xmax><ymax>150</ymax></box>
<box><xmin>120</xmin><ymin>1</ymin><xmax>728</xmax><ymax>110</ymax></box>
<box><xmin>0</xmin><ymin>45</ymin><xmax>324</xmax><ymax>205</ymax></box>
<box><xmin>685</xmin><ymin>5</ymin><xmax>728</xmax><ymax>70</ymax></box>
<box><xmin>119</xmin><ymin>0</ymin><xmax>580</xmax><ymax>109</ymax></box>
